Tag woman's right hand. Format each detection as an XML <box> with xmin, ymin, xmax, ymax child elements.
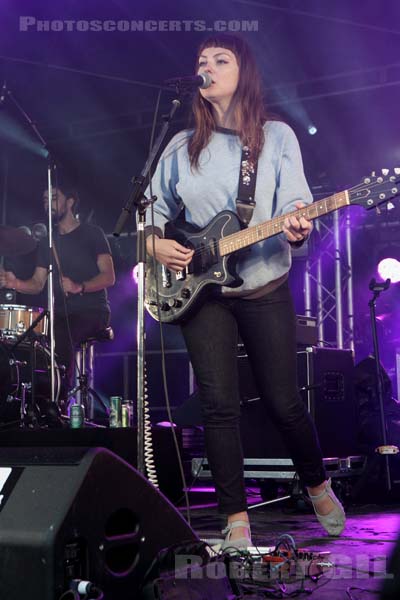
<box><xmin>146</xmin><ymin>237</ymin><xmax>194</xmax><ymax>272</ymax></box>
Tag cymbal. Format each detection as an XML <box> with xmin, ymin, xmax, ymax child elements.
<box><xmin>0</xmin><ymin>225</ymin><xmax>37</xmax><ymax>256</ymax></box>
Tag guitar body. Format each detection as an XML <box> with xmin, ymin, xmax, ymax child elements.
<box><xmin>145</xmin><ymin>210</ymin><xmax>244</xmax><ymax>324</ymax></box>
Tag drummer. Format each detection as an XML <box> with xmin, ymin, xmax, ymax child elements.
<box><xmin>0</xmin><ymin>178</ymin><xmax>115</xmax><ymax>388</ymax></box>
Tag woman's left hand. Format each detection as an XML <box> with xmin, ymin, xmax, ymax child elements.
<box><xmin>282</xmin><ymin>201</ymin><xmax>313</xmax><ymax>243</ymax></box>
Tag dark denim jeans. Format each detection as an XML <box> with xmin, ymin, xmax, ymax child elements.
<box><xmin>181</xmin><ymin>280</ymin><xmax>326</xmax><ymax>515</ymax></box>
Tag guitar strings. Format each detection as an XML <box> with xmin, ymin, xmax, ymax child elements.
<box><xmin>182</xmin><ymin>177</ymin><xmax>398</xmax><ymax>261</ymax></box>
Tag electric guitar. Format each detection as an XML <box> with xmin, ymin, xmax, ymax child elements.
<box><xmin>145</xmin><ymin>169</ymin><xmax>400</xmax><ymax>324</ymax></box>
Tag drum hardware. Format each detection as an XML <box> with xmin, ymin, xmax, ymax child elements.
<box><xmin>67</xmin><ymin>334</ymin><xmax>111</xmax><ymax>425</ymax></box>
<box><xmin>9</xmin><ymin>308</ymin><xmax>48</xmax><ymax>351</ymax></box>
<box><xmin>9</xmin><ymin>358</ymin><xmax>28</xmax><ymax>367</ymax></box>
<box><xmin>0</xmin><ymin>340</ymin><xmax>61</xmax><ymax>429</ymax></box>
<box><xmin>0</xmin><ymin>304</ymin><xmax>48</xmax><ymax>341</ymax></box>
<box><xmin>5</xmin><ymin>311</ymin><xmax>48</xmax><ymax>428</ymax></box>
<box><xmin>20</xmin><ymin>382</ymin><xmax>28</xmax><ymax>428</ymax></box>
<box><xmin>0</xmin><ymin>305</ymin><xmax>66</xmax><ymax>429</ymax></box>
<box><xmin>66</xmin><ymin>375</ymin><xmax>105</xmax><ymax>429</ymax></box>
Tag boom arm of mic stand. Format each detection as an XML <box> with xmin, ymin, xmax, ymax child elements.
<box><xmin>113</xmin><ymin>97</ymin><xmax>181</xmax><ymax>476</ymax></box>
<box><xmin>113</xmin><ymin>98</ymin><xmax>181</xmax><ymax>236</ymax></box>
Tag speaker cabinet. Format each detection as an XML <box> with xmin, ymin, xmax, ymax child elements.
<box><xmin>175</xmin><ymin>347</ymin><xmax>357</xmax><ymax>459</ymax></box>
<box><xmin>240</xmin><ymin>347</ymin><xmax>356</xmax><ymax>458</ymax></box>
<box><xmin>298</xmin><ymin>347</ymin><xmax>356</xmax><ymax>456</ymax></box>
<box><xmin>0</xmin><ymin>446</ymin><xmax>198</xmax><ymax>600</ymax></box>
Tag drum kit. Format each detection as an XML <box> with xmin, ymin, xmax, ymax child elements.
<box><xmin>0</xmin><ymin>225</ymin><xmax>63</xmax><ymax>428</ymax></box>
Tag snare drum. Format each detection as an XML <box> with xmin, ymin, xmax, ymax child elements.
<box><xmin>0</xmin><ymin>304</ymin><xmax>48</xmax><ymax>338</ymax></box>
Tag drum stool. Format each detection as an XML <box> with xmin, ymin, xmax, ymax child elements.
<box><xmin>70</xmin><ymin>326</ymin><xmax>114</xmax><ymax>422</ymax></box>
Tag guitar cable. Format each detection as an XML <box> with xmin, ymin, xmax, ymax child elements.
<box><xmin>147</xmin><ymin>89</ymin><xmax>191</xmax><ymax>525</ymax></box>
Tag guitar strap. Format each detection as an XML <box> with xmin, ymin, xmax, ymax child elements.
<box><xmin>236</xmin><ymin>145</ymin><xmax>258</xmax><ymax>226</ymax></box>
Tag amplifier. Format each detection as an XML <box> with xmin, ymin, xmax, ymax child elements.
<box><xmin>174</xmin><ymin>346</ymin><xmax>357</xmax><ymax>458</ymax></box>
<box><xmin>240</xmin><ymin>347</ymin><xmax>357</xmax><ymax>458</ymax></box>
<box><xmin>296</xmin><ymin>315</ymin><xmax>318</xmax><ymax>347</ymax></box>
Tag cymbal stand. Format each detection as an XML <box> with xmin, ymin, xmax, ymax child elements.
<box><xmin>2</xmin><ymin>84</ymin><xmax>57</xmax><ymax>404</ymax></box>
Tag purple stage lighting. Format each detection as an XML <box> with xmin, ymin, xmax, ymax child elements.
<box><xmin>377</xmin><ymin>258</ymin><xmax>400</xmax><ymax>283</ymax></box>
<box><xmin>132</xmin><ymin>264</ymin><xmax>139</xmax><ymax>284</ymax></box>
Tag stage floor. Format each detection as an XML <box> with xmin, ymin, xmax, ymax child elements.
<box><xmin>184</xmin><ymin>496</ymin><xmax>400</xmax><ymax>599</ymax></box>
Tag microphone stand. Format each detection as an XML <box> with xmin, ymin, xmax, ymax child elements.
<box><xmin>368</xmin><ymin>277</ymin><xmax>392</xmax><ymax>491</ymax></box>
<box><xmin>114</xmin><ymin>97</ymin><xmax>181</xmax><ymax>475</ymax></box>
<box><xmin>3</xmin><ymin>85</ymin><xmax>57</xmax><ymax>405</ymax></box>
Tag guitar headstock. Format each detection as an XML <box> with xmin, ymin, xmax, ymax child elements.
<box><xmin>349</xmin><ymin>168</ymin><xmax>400</xmax><ymax>210</ymax></box>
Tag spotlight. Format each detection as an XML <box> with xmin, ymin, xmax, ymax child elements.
<box><xmin>377</xmin><ymin>258</ymin><xmax>400</xmax><ymax>284</ymax></box>
<box><xmin>132</xmin><ymin>264</ymin><xmax>139</xmax><ymax>284</ymax></box>
<box><xmin>308</xmin><ymin>124</ymin><xmax>317</xmax><ymax>135</ymax></box>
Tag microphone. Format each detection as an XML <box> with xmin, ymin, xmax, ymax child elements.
<box><xmin>0</xmin><ymin>81</ymin><xmax>7</xmax><ymax>106</ymax></box>
<box><xmin>164</xmin><ymin>72</ymin><xmax>212</xmax><ymax>90</ymax></box>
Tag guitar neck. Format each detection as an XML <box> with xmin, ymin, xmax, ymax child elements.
<box><xmin>219</xmin><ymin>190</ymin><xmax>350</xmax><ymax>257</ymax></box>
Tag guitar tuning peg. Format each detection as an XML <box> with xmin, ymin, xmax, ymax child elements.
<box><xmin>371</xmin><ymin>171</ymin><xmax>376</xmax><ymax>177</ymax></box>
<box><xmin>387</xmin><ymin>202</ymin><xmax>395</xmax><ymax>211</ymax></box>
<box><xmin>382</xmin><ymin>168</ymin><xmax>389</xmax><ymax>176</ymax></box>
<box><xmin>395</xmin><ymin>167</ymin><xmax>400</xmax><ymax>175</ymax></box>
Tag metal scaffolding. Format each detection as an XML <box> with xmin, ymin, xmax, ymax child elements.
<box><xmin>304</xmin><ymin>205</ymin><xmax>355</xmax><ymax>351</ymax></box>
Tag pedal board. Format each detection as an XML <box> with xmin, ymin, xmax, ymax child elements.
<box><xmin>229</xmin><ymin>548</ymin><xmax>333</xmax><ymax>584</ymax></box>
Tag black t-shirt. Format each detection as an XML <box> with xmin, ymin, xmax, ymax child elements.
<box><xmin>37</xmin><ymin>223</ymin><xmax>111</xmax><ymax>315</ymax></box>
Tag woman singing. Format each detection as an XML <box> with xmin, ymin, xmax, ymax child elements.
<box><xmin>146</xmin><ymin>34</ymin><xmax>345</xmax><ymax>550</ymax></box>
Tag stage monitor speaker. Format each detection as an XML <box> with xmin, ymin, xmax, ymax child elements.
<box><xmin>381</xmin><ymin>528</ymin><xmax>400</xmax><ymax>599</ymax></box>
<box><xmin>0</xmin><ymin>446</ymin><xmax>198</xmax><ymax>600</ymax></box>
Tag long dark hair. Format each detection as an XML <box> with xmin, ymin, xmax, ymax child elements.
<box><xmin>188</xmin><ymin>34</ymin><xmax>267</xmax><ymax>169</ymax></box>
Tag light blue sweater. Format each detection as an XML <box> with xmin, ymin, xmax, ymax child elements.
<box><xmin>146</xmin><ymin>120</ymin><xmax>313</xmax><ymax>295</ymax></box>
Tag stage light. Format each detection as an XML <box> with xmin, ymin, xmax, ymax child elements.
<box><xmin>0</xmin><ymin>113</ymin><xmax>48</xmax><ymax>157</ymax></box>
<box><xmin>132</xmin><ymin>264</ymin><xmax>139</xmax><ymax>284</ymax></box>
<box><xmin>308</xmin><ymin>124</ymin><xmax>317</xmax><ymax>135</ymax></box>
<box><xmin>377</xmin><ymin>258</ymin><xmax>400</xmax><ymax>284</ymax></box>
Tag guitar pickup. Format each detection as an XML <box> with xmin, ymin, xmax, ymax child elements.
<box><xmin>208</xmin><ymin>238</ymin><xmax>218</xmax><ymax>264</ymax></box>
<box><xmin>199</xmin><ymin>239</ymin><xmax>218</xmax><ymax>272</ymax></box>
<box><xmin>161</xmin><ymin>265</ymin><xmax>172</xmax><ymax>288</ymax></box>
